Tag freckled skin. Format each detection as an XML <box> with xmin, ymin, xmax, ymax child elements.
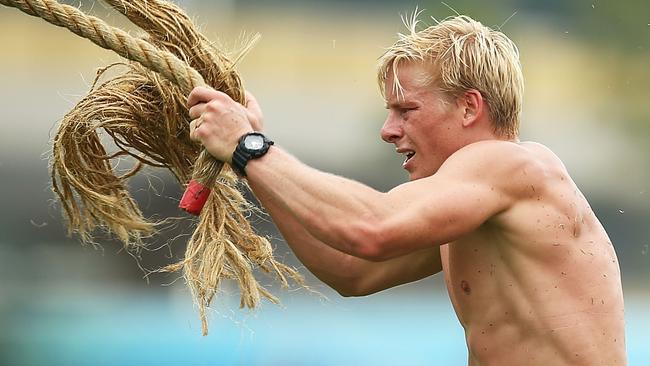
<box><xmin>441</xmin><ymin>142</ymin><xmax>626</xmax><ymax>366</ymax></box>
<box><xmin>187</xmin><ymin>62</ymin><xmax>627</xmax><ymax>366</ymax></box>
<box><xmin>377</xmin><ymin>64</ymin><xmax>626</xmax><ymax>366</ymax></box>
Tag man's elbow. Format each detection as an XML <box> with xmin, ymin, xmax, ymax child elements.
<box><xmin>319</xmin><ymin>252</ymin><xmax>385</xmax><ymax>298</ymax></box>
<box><xmin>345</xmin><ymin>221</ymin><xmax>395</xmax><ymax>262</ymax></box>
<box><xmin>334</xmin><ymin>280</ymin><xmax>381</xmax><ymax>298</ymax></box>
<box><xmin>337</xmin><ymin>288</ymin><xmax>371</xmax><ymax>298</ymax></box>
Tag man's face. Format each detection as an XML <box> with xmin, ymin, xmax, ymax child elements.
<box><xmin>381</xmin><ymin>62</ymin><xmax>465</xmax><ymax>180</ymax></box>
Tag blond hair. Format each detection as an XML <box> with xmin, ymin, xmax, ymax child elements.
<box><xmin>378</xmin><ymin>14</ymin><xmax>524</xmax><ymax>138</ymax></box>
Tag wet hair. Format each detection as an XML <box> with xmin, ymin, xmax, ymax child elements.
<box><xmin>378</xmin><ymin>13</ymin><xmax>524</xmax><ymax>139</ymax></box>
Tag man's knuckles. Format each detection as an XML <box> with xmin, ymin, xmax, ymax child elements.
<box><xmin>187</xmin><ymin>87</ymin><xmax>229</xmax><ymax>108</ymax></box>
<box><xmin>205</xmin><ymin>100</ymin><xmax>224</xmax><ymax>114</ymax></box>
<box><xmin>188</xmin><ymin>104</ymin><xmax>203</xmax><ymax>119</ymax></box>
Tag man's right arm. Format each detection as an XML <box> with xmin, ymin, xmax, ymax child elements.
<box><xmin>192</xmin><ymin>89</ymin><xmax>440</xmax><ymax>293</ymax></box>
<box><xmin>249</xmin><ymin>179</ymin><xmax>442</xmax><ymax>296</ymax></box>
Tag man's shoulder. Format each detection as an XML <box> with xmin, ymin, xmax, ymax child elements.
<box><xmin>440</xmin><ymin>139</ymin><xmax>565</xmax><ymax>195</ymax></box>
<box><xmin>445</xmin><ymin>140</ymin><xmax>554</xmax><ymax>171</ymax></box>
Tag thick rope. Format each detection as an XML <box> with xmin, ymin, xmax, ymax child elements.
<box><xmin>0</xmin><ymin>0</ymin><xmax>227</xmax><ymax>199</ymax></box>
<box><xmin>1</xmin><ymin>0</ymin><xmax>308</xmax><ymax>335</ymax></box>
<box><xmin>98</xmin><ymin>0</ymin><xmax>230</xmax><ymax>189</ymax></box>
<box><xmin>0</xmin><ymin>0</ymin><xmax>206</xmax><ymax>94</ymax></box>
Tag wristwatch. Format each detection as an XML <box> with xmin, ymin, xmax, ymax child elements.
<box><xmin>231</xmin><ymin>132</ymin><xmax>274</xmax><ymax>176</ymax></box>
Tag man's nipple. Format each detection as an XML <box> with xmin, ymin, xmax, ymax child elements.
<box><xmin>460</xmin><ymin>280</ymin><xmax>471</xmax><ymax>295</ymax></box>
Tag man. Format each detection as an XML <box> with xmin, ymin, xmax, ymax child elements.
<box><xmin>187</xmin><ymin>15</ymin><xmax>627</xmax><ymax>365</ymax></box>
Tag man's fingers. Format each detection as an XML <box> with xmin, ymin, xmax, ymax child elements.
<box><xmin>244</xmin><ymin>91</ymin><xmax>262</xmax><ymax>117</ymax></box>
<box><xmin>244</xmin><ymin>90</ymin><xmax>264</xmax><ymax>131</ymax></box>
<box><xmin>189</xmin><ymin>118</ymin><xmax>202</xmax><ymax>142</ymax></box>
<box><xmin>187</xmin><ymin>86</ymin><xmax>225</xmax><ymax>108</ymax></box>
<box><xmin>188</xmin><ymin>103</ymin><xmax>205</xmax><ymax>120</ymax></box>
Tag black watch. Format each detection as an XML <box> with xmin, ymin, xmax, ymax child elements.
<box><xmin>231</xmin><ymin>132</ymin><xmax>274</xmax><ymax>176</ymax></box>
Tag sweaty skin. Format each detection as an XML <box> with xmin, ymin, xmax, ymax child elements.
<box><xmin>441</xmin><ymin>141</ymin><xmax>626</xmax><ymax>365</ymax></box>
<box><xmin>187</xmin><ymin>62</ymin><xmax>626</xmax><ymax>365</ymax></box>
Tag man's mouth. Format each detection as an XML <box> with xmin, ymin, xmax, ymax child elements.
<box><xmin>397</xmin><ymin>149</ymin><xmax>416</xmax><ymax>167</ymax></box>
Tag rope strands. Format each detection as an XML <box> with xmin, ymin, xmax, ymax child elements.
<box><xmin>0</xmin><ymin>0</ymin><xmax>205</xmax><ymax>93</ymax></box>
<box><xmin>1</xmin><ymin>0</ymin><xmax>307</xmax><ymax>335</ymax></box>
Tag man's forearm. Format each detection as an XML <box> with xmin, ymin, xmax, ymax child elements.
<box><xmin>246</xmin><ymin>146</ymin><xmax>388</xmax><ymax>259</ymax></box>
<box><xmin>249</xmin><ymin>179</ymin><xmax>369</xmax><ymax>294</ymax></box>
<box><xmin>249</xmin><ymin>177</ymin><xmax>443</xmax><ymax>296</ymax></box>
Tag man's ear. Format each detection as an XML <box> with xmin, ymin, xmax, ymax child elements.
<box><xmin>459</xmin><ymin>89</ymin><xmax>484</xmax><ymax>127</ymax></box>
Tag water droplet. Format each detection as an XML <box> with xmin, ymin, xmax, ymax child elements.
<box><xmin>29</xmin><ymin>219</ymin><xmax>48</xmax><ymax>228</ymax></box>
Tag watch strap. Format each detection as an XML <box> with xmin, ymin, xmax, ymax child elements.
<box><xmin>231</xmin><ymin>132</ymin><xmax>274</xmax><ymax>176</ymax></box>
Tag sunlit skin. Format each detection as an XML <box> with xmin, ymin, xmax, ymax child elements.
<box><xmin>187</xmin><ymin>61</ymin><xmax>627</xmax><ymax>365</ymax></box>
<box><xmin>380</xmin><ymin>62</ymin><xmax>499</xmax><ymax>180</ymax></box>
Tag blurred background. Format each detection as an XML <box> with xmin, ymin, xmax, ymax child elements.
<box><xmin>0</xmin><ymin>0</ymin><xmax>648</xmax><ymax>365</ymax></box>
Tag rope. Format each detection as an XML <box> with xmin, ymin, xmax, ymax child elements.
<box><xmin>0</xmin><ymin>0</ymin><xmax>226</xmax><ymax>207</ymax></box>
<box><xmin>0</xmin><ymin>0</ymin><xmax>205</xmax><ymax>94</ymax></box>
<box><xmin>1</xmin><ymin>0</ymin><xmax>306</xmax><ymax>336</ymax></box>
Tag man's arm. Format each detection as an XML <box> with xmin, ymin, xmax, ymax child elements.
<box><xmin>187</xmin><ymin>88</ymin><xmax>526</xmax><ymax>262</ymax></box>
<box><xmin>187</xmin><ymin>88</ymin><xmax>441</xmax><ymax>295</ymax></box>
<box><xmin>251</xmin><ymin>178</ymin><xmax>442</xmax><ymax>296</ymax></box>
<box><xmin>245</xmin><ymin>142</ymin><xmax>523</xmax><ymax>261</ymax></box>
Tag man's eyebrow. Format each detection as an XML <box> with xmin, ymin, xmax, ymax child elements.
<box><xmin>385</xmin><ymin>100</ymin><xmax>402</xmax><ymax>108</ymax></box>
<box><xmin>385</xmin><ymin>101</ymin><xmax>414</xmax><ymax>109</ymax></box>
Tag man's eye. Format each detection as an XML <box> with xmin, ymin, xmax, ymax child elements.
<box><xmin>400</xmin><ymin>108</ymin><xmax>416</xmax><ymax>115</ymax></box>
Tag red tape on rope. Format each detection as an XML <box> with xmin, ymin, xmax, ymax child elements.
<box><xmin>179</xmin><ymin>180</ymin><xmax>210</xmax><ymax>215</ymax></box>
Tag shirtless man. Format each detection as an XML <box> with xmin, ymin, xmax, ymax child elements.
<box><xmin>187</xmin><ymin>15</ymin><xmax>627</xmax><ymax>365</ymax></box>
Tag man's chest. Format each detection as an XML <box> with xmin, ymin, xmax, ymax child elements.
<box><xmin>440</xmin><ymin>236</ymin><xmax>513</xmax><ymax>325</ymax></box>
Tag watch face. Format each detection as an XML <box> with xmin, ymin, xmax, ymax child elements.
<box><xmin>244</xmin><ymin>134</ymin><xmax>265</xmax><ymax>150</ymax></box>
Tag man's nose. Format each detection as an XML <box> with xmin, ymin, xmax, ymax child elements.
<box><xmin>380</xmin><ymin>115</ymin><xmax>402</xmax><ymax>143</ymax></box>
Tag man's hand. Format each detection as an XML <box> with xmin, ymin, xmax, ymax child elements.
<box><xmin>187</xmin><ymin>87</ymin><xmax>258</xmax><ymax>163</ymax></box>
<box><xmin>244</xmin><ymin>91</ymin><xmax>264</xmax><ymax>132</ymax></box>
